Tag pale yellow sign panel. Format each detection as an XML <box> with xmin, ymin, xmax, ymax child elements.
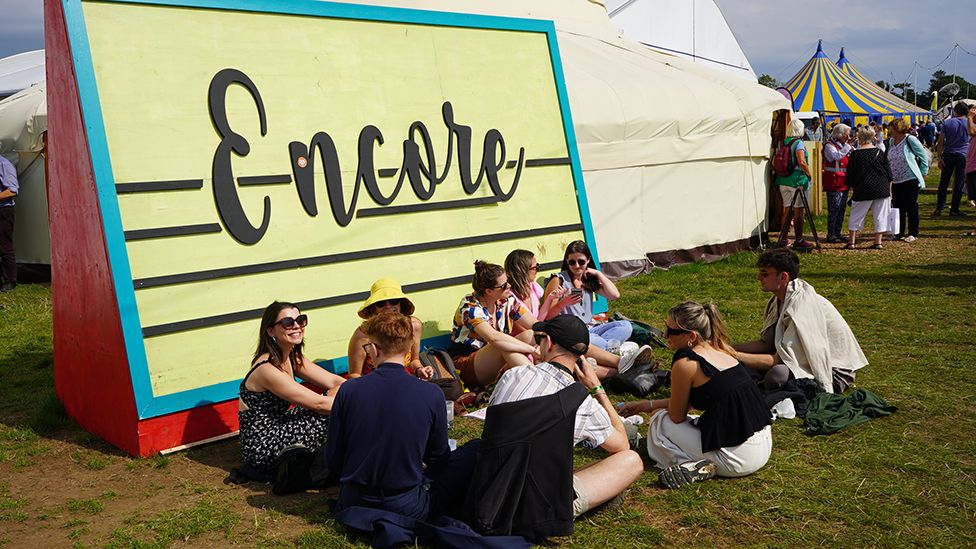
<box><xmin>82</xmin><ymin>1</ymin><xmax>585</xmax><ymax>397</ymax></box>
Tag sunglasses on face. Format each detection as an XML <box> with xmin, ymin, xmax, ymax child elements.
<box><xmin>567</xmin><ymin>259</ymin><xmax>588</xmax><ymax>267</ymax></box>
<box><xmin>533</xmin><ymin>332</ymin><xmax>548</xmax><ymax>345</ymax></box>
<box><xmin>528</xmin><ymin>264</ymin><xmax>539</xmax><ymax>271</ymax></box>
<box><xmin>276</xmin><ymin>314</ymin><xmax>308</xmax><ymax>329</ymax></box>
<box><xmin>375</xmin><ymin>299</ymin><xmax>401</xmax><ymax>308</ymax></box>
<box><xmin>664</xmin><ymin>326</ymin><xmax>691</xmax><ymax>337</ymax></box>
<box><xmin>493</xmin><ymin>281</ymin><xmax>511</xmax><ymax>290</ymax></box>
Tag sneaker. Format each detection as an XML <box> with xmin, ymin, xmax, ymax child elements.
<box><xmin>0</xmin><ymin>282</ymin><xmax>15</xmax><ymax>292</ymax></box>
<box><xmin>892</xmin><ymin>234</ymin><xmax>904</xmax><ymax>241</ymax></box>
<box><xmin>792</xmin><ymin>238</ymin><xmax>815</xmax><ymax>250</ymax></box>
<box><xmin>904</xmin><ymin>235</ymin><xmax>917</xmax><ymax>243</ymax></box>
<box><xmin>949</xmin><ymin>210</ymin><xmax>969</xmax><ymax>217</ymax></box>
<box><xmin>618</xmin><ymin>341</ymin><xmax>639</xmax><ymax>356</ymax></box>
<box><xmin>617</xmin><ymin>345</ymin><xmax>653</xmax><ymax>375</ymax></box>
<box><xmin>969</xmin><ymin>200</ymin><xmax>976</xmax><ymax>208</ymax></box>
<box><xmin>659</xmin><ymin>460</ymin><xmax>718</xmax><ymax>489</ymax></box>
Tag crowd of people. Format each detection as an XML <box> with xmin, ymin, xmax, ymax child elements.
<box><xmin>778</xmin><ymin>102</ymin><xmax>976</xmax><ymax>250</ymax></box>
<box><xmin>234</xmin><ymin>241</ymin><xmax>868</xmax><ymax>543</ymax></box>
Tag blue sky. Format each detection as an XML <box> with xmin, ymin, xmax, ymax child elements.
<box><xmin>714</xmin><ymin>0</ymin><xmax>976</xmax><ymax>95</ymax></box>
<box><xmin>2</xmin><ymin>0</ymin><xmax>974</xmax><ymax>97</ymax></box>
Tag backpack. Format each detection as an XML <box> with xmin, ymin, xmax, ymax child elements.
<box><xmin>418</xmin><ymin>348</ymin><xmax>465</xmax><ymax>401</ymax></box>
<box><xmin>773</xmin><ymin>137</ymin><xmax>798</xmax><ymax>177</ymax></box>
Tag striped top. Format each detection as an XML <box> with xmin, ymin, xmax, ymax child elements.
<box><xmin>451</xmin><ymin>293</ymin><xmax>527</xmax><ymax>349</ymax></box>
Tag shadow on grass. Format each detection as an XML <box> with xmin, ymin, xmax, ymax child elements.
<box><xmin>808</xmin><ymin>270</ymin><xmax>976</xmax><ymax>290</ymax></box>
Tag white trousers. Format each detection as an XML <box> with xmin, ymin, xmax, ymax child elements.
<box><xmin>645</xmin><ymin>411</ymin><xmax>772</xmax><ymax>478</ymax></box>
<box><xmin>848</xmin><ymin>198</ymin><xmax>891</xmax><ymax>232</ymax></box>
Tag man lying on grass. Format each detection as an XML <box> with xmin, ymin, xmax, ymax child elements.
<box><xmin>733</xmin><ymin>248</ymin><xmax>868</xmax><ymax>394</ymax></box>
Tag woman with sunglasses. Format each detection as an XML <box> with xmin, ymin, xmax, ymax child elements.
<box><xmin>449</xmin><ymin>260</ymin><xmax>540</xmax><ymax>389</ymax></box>
<box><xmin>620</xmin><ymin>302</ymin><xmax>772</xmax><ymax>489</ymax></box>
<box><xmin>503</xmin><ymin>250</ymin><xmax>565</xmax><ymax>333</ymax></box>
<box><xmin>347</xmin><ymin>278</ymin><xmax>432</xmax><ymax>379</ymax></box>
<box><xmin>543</xmin><ymin>240</ymin><xmax>632</xmax><ymax>350</ymax></box>
<box><xmin>238</xmin><ymin>301</ymin><xmax>346</xmax><ymax>476</ymax></box>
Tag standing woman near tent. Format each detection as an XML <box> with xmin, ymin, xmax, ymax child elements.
<box><xmin>777</xmin><ymin>118</ymin><xmax>815</xmax><ymax>250</ymax></box>
<box><xmin>845</xmin><ymin>126</ymin><xmax>893</xmax><ymax>250</ymax></box>
<box><xmin>238</xmin><ymin>301</ymin><xmax>345</xmax><ymax>477</ymax></box>
<box><xmin>964</xmin><ymin>105</ymin><xmax>976</xmax><ymax>209</ymax></box>
<box><xmin>822</xmin><ymin>123</ymin><xmax>853</xmax><ymax>243</ymax></box>
<box><xmin>886</xmin><ymin>118</ymin><xmax>929</xmax><ymax>243</ymax></box>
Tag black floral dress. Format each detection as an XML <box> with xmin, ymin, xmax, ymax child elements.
<box><xmin>238</xmin><ymin>360</ymin><xmax>330</xmax><ymax>473</ymax></box>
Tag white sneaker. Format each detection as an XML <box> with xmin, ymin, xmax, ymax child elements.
<box><xmin>904</xmin><ymin>235</ymin><xmax>917</xmax><ymax>243</ymax></box>
<box><xmin>617</xmin><ymin>345</ymin><xmax>653</xmax><ymax>375</ymax></box>
<box><xmin>619</xmin><ymin>341</ymin><xmax>639</xmax><ymax>356</ymax></box>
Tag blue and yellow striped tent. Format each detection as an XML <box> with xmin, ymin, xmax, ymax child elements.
<box><xmin>836</xmin><ymin>48</ymin><xmax>930</xmax><ymax>123</ymax></box>
<box><xmin>784</xmin><ymin>41</ymin><xmax>929</xmax><ymax>125</ymax></box>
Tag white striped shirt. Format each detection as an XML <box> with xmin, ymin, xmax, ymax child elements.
<box><xmin>488</xmin><ymin>362</ymin><xmax>613</xmax><ymax>450</ymax></box>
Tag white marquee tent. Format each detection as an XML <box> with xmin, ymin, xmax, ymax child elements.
<box><xmin>339</xmin><ymin>0</ymin><xmax>789</xmax><ymax>276</ymax></box>
<box><xmin>605</xmin><ymin>0</ymin><xmax>757</xmax><ymax>82</ymax></box>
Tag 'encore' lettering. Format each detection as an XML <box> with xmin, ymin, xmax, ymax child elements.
<box><xmin>208</xmin><ymin>68</ymin><xmax>525</xmax><ymax>245</ymax></box>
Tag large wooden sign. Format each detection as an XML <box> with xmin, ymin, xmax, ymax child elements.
<box><xmin>48</xmin><ymin>0</ymin><xmax>597</xmax><ymax>455</ymax></box>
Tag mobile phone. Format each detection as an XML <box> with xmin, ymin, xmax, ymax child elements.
<box><xmin>570</xmin><ymin>288</ymin><xmax>583</xmax><ymax>297</ymax></box>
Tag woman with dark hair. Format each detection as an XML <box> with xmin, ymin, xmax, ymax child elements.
<box><xmin>238</xmin><ymin>301</ymin><xmax>345</xmax><ymax>475</ymax></box>
<box><xmin>346</xmin><ymin>278</ymin><xmax>432</xmax><ymax>379</ymax></box>
<box><xmin>542</xmin><ymin>240</ymin><xmax>654</xmax><ymax>378</ymax></box>
<box><xmin>504</xmin><ymin>249</ymin><xmax>564</xmax><ymax>330</ymax></box>
<box><xmin>620</xmin><ymin>302</ymin><xmax>772</xmax><ymax>489</ymax></box>
<box><xmin>449</xmin><ymin>260</ymin><xmax>539</xmax><ymax>389</ymax></box>
<box><xmin>543</xmin><ymin>240</ymin><xmax>632</xmax><ymax>349</ymax></box>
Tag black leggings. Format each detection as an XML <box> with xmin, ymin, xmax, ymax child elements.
<box><xmin>891</xmin><ymin>181</ymin><xmax>920</xmax><ymax>237</ymax></box>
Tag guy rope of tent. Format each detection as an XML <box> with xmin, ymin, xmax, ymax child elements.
<box><xmin>784</xmin><ymin>40</ymin><xmax>930</xmax><ymax>122</ymax></box>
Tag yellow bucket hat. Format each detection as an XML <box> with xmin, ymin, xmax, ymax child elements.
<box><xmin>358</xmin><ymin>277</ymin><xmax>415</xmax><ymax>319</ymax></box>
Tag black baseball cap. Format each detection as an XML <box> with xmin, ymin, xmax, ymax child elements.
<box><xmin>533</xmin><ymin>316</ymin><xmax>589</xmax><ymax>356</ymax></box>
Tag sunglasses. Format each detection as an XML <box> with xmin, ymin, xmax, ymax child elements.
<box><xmin>533</xmin><ymin>332</ymin><xmax>548</xmax><ymax>344</ymax></box>
<box><xmin>664</xmin><ymin>326</ymin><xmax>691</xmax><ymax>337</ymax></box>
<box><xmin>567</xmin><ymin>259</ymin><xmax>588</xmax><ymax>267</ymax></box>
<box><xmin>528</xmin><ymin>264</ymin><xmax>539</xmax><ymax>271</ymax></box>
<box><xmin>493</xmin><ymin>281</ymin><xmax>511</xmax><ymax>290</ymax></box>
<box><xmin>374</xmin><ymin>298</ymin><xmax>401</xmax><ymax>308</ymax></box>
<box><xmin>275</xmin><ymin>314</ymin><xmax>308</xmax><ymax>329</ymax></box>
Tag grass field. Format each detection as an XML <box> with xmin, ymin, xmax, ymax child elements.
<box><xmin>0</xmin><ymin>185</ymin><xmax>974</xmax><ymax>548</ymax></box>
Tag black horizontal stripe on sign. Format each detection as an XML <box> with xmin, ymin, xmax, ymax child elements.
<box><xmin>115</xmin><ymin>179</ymin><xmax>204</xmax><ymax>193</ymax></box>
<box><xmin>237</xmin><ymin>174</ymin><xmax>292</xmax><ymax>186</ymax></box>
<box><xmin>524</xmin><ymin>157</ymin><xmax>571</xmax><ymax>167</ymax></box>
<box><xmin>143</xmin><ymin>261</ymin><xmax>556</xmax><ymax>337</ymax></box>
<box><xmin>357</xmin><ymin>195</ymin><xmax>502</xmax><ymax>217</ymax></box>
<box><xmin>124</xmin><ymin>223</ymin><xmax>223</xmax><ymax>241</ymax></box>
<box><xmin>132</xmin><ymin>223</ymin><xmax>583</xmax><ymax>289</ymax></box>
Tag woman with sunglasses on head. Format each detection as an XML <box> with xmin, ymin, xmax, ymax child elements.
<box><xmin>347</xmin><ymin>278</ymin><xmax>432</xmax><ymax>379</ymax></box>
<box><xmin>238</xmin><ymin>301</ymin><xmax>345</xmax><ymax>477</ymax></box>
<box><xmin>449</xmin><ymin>260</ymin><xmax>540</xmax><ymax>389</ymax></box>
<box><xmin>619</xmin><ymin>301</ymin><xmax>772</xmax><ymax>489</ymax></box>
<box><xmin>543</xmin><ymin>240</ymin><xmax>654</xmax><ymax>378</ymax></box>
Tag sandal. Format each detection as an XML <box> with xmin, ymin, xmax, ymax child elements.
<box><xmin>843</xmin><ymin>243</ymin><xmax>855</xmax><ymax>249</ymax></box>
<box><xmin>869</xmin><ymin>244</ymin><xmax>883</xmax><ymax>250</ymax></box>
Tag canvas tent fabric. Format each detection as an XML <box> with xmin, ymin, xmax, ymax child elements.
<box><xmin>0</xmin><ymin>83</ymin><xmax>50</xmax><ymax>264</ymax></box>
<box><xmin>0</xmin><ymin>50</ymin><xmax>45</xmax><ymax>98</ymax></box>
<box><xmin>785</xmin><ymin>41</ymin><xmax>928</xmax><ymax>122</ymax></box>
<box><xmin>836</xmin><ymin>48</ymin><xmax>929</xmax><ymax>121</ymax></box>
<box><xmin>334</xmin><ymin>0</ymin><xmax>789</xmax><ymax>276</ymax></box>
<box><xmin>605</xmin><ymin>0</ymin><xmax>757</xmax><ymax>81</ymax></box>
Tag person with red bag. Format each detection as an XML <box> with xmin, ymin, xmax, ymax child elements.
<box><xmin>822</xmin><ymin>123</ymin><xmax>853</xmax><ymax>243</ymax></box>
